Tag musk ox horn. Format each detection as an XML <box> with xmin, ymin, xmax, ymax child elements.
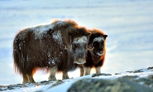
<box><xmin>86</xmin><ymin>47</ymin><xmax>94</xmax><ymax>51</ymax></box>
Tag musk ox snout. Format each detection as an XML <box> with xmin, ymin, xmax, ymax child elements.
<box><xmin>71</xmin><ymin>36</ymin><xmax>87</xmax><ymax>65</ymax></box>
<box><xmin>87</xmin><ymin>33</ymin><xmax>107</xmax><ymax>57</ymax></box>
<box><xmin>74</xmin><ymin>58</ymin><xmax>86</xmax><ymax>64</ymax></box>
<box><xmin>96</xmin><ymin>51</ymin><xmax>104</xmax><ymax>56</ymax></box>
<box><xmin>73</xmin><ymin>48</ymin><xmax>87</xmax><ymax>65</ymax></box>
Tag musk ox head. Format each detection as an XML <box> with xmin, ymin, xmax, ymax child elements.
<box><xmin>70</xmin><ymin>36</ymin><xmax>88</xmax><ymax>65</ymax></box>
<box><xmin>87</xmin><ymin>29</ymin><xmax>107</xmax><ymax>57</ymax></box>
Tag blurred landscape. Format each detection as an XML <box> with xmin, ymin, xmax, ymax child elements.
<box><xmin>0</xmin><ymin>0</ymin><xmax>153</xmax><ymax>85</ymax></box>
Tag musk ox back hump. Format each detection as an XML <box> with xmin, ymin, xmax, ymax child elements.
<box><xmin>13</xmin><ymin>23</ymin><xmax>69</xmax><ymax>73</ymax></box>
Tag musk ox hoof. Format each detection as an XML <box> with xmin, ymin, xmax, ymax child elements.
<box><xmin>48</xmin><ymin>76</ymin><xmax>56</xmax><ymax>81</ymax></box>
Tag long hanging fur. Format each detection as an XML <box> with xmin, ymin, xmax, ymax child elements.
<box><xmin>84</xmin><ymin>28</ymin><xmax>108</xmax><ymax>75</ymax></box>
<box><xmin>13</xmin><ymin>19</ymin><xmax>90</xmax><ymax>84</ymax></box>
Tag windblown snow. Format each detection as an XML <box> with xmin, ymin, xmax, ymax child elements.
<box><xmin>73</xmin><ymin>36</ymin><xmax>87</xmax><ymax>43</ymax></box>
<box><xmin>33</xmin><ymin>24</ymin><xmax>53</xmax><ymax>39</ymax></box>
<box><xmin>52</xmin><ymin>31</ymin><xmax>62</xmax><ymax>44</ymax></box>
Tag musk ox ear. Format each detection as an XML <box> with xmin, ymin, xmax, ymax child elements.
<box><xmin>103</xmin><ymin>35</ymin><xmax>108</xmax><ymax>39</ymax></box>
<box><xmin>86</xmin><ymin>32</ymin><xmax>91</xmax><ymax>37</ymax></box>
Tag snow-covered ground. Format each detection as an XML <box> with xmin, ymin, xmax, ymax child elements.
<box><xmin>0</xmin><ymin>0</ymin><xmax>153</xmax><ymax>86</ymax></box>
<box><xmin>1</xmin><ymin>67</ymin><xmax>153</xmax><ymax>92</ymax></box>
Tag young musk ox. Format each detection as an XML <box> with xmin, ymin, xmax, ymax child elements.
<box><xmin>84</xmin><ymin>28</ymin><xmax>107</xmax><ymax>75</ymax></box>
<box><xmin>13</xmin><ymin>19</ymin><xmax>90</xmax><ymax>84</ymax></box>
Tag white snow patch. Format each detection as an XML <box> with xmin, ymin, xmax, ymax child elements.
<box><xmin>60</xmin><ymin>52</ymin><xmax>63</xmax><ymax>55</ymax></box>
<box><xmin>73</xmin><ymin>36</ymin><xmax>87</xmax><ymax>43</ymax></box>
<box><xmin>47</xmin><ymin>53</ymin><xmax>51</xmax><ymax>57</ymax></box>
<box><xmin>48</xmin><ymin>58</ymin><xmax>56</xmax><ymax>65</ymax></box>
<box><xmin>33</xmin><ymin>24</ymin><xmax>53</xmax><ymax>39</ymax></box>
<box><xmin>54</xmin><ymin>21</ymin><xmax>65</xmax><ymax>26</ymax></box>
<box><xmin>95</xmin><ymin>69</ymin><xmax>153</xmax><ymax>80</ymax></box>
<box><xmin>18</xmin><ymin>43</ymin><xmax>22</xmax><ymax>50</ymax></box>
<box><xmin>51</xmin><ymin>60</ymin><xmax>56</xmax><ymax>65</ymax></box>
<box><xmin>52</xmin><ymin>30</ymin><xmax>62</xmax><ymax>44</ymax></box>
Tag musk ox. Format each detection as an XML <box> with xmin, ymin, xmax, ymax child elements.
<box><xmin>84</xmin><ymin>28</ymin><xmax>107</xmax><ymax>75</ymax></box>
<box><xmin>48</xmin><ymin>36</ymin><xmax>88</xmax><ymax>80</ymax></box>
<box><xmin>13</xmin><ymin>19</ymin><xmax>90</xmax><ymax>84</ymax></box>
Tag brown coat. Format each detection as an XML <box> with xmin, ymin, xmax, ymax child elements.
<box><xmin>84</xmin><ymin>28</ymin><xmax>107</xmax><ymax>75</ymax></box>
<box><xmin>13</xmin><ymin>19</ymin><xmax>90</xmax><ymax>84</ymax></box>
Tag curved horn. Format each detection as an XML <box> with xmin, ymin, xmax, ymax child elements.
<box><xmin>86</xmin><ymin>42</ymin><xmax>94</xmax><ymax>51</ymax></box>
<box><xmin>86</xmin><ymin>46</ymin><xmax>94</xmax><ymax>51</ymax></box>
<box><xmin>87</xmin><ymin>47</ymin><xmax>94</xmax><ymax>51</ymax></box>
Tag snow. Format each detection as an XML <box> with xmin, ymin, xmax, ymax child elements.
<box><xmin>52</xmin><ymin>31</ymin><xmax>62</xmax><ymax>44</ymax></box>
<box><xmin>73</xmin><ymin>36</ymin><xmax>87</xmax><ymax>43</ymax></box>
<box><xmin>2</xmin><ymin>67</ymin><xmax>153</xmax><ymax>92</ymax></box>
<box><xmin>33</xmin><ymin>24</ymin><xmax>53</xmax><ymax>39</ymax></box>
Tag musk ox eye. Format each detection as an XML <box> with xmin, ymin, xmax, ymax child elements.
<box><xmin>72</xmin><ymin>43</ymin><xmax>77</xmax><ymax>50</ymax></box>
<box><xmin>93</xmin><ymin>41</ymin><xmax>99</xmax><ymax>47</ymax></box>
<box><xmin>101</xmin><ymin>40</ymin><xmax>104</xmax><ymax>45</ymax></box>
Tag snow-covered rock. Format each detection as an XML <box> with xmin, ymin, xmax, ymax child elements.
<box><xmin>1</xmin><ymin>66</ymin><xmax>153</xmax><ymax>92</ymax></box>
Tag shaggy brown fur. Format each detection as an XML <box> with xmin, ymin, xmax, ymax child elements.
<box><xmin>84</xmin><ymin>28</ymin><xmax>107</xmax><ymax>75</ymax></box>
<box><xmin>13</xmin><ymin>19</ymin><xmax>90</xmax><ymax>84</ymax></box>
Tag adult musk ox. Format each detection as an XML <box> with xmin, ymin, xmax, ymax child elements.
<box><xmin>84</xmin><ymin>28</ymin><xmax>107</xmax><ymax>75</ymax></box>
<box><xmin>13</xmin><ymin>19</ymin><xmax>90</xmax><ymax>84</ymax></box>
<box><xmin>48</xmin><ymin>35</ymin><xmax>88</xmax><ymax>80</ymax></box>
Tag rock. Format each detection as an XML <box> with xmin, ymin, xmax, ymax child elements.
<box><xmin>92</xmin><ymin>73</ymin><xmax>112</xmax><ymax>77</ymax></box>
<box><xmin>147</xmin><ymin>67</ymin><xmax>153</xmax><ymax>70</ymax></box>
<box><xmin>148</xmin><ymin>74</ymin><xmax>153</xmax><ymax>80</ymax></box>
<box><xmin>67</xmin><ymin>78</ymin><xmax>153</xmax><ymax>92</ymax></box>
<box><xmin>0</xmin><ymin>84</ymin><xmax>25</xmax><ymax>91</ymax></box>
<box><xmin>135</xmin><ymin>75</ymin><xmax>153</xmax><ymax>89</ymax></box>
<box><xmin>51</xmin><ymin>80</ymin><xmax>64</xmax><ymax>87</ymax></box>
<box><xmin>39</xmin><ymin>80</ymin><xmax>53</xmax><ymax>85</ymax></box>
<box><xmin>122</xmin><ymin>75</ymin><xmax>139</xmax><ymax>80</ymax></box>
<box><xmin>133</xmin><ymin>69</ymin><xmax>143</xmax><ymax>73</ymax></box>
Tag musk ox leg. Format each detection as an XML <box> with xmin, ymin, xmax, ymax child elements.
<box><xmin>22</xmin><ymin>72</ymin><xmax>35</xmax><ymax>83</ymax></box>
<box><xmin>62</xmin><ymin>71</ymin><xmax>69</xmax><ymax>79</ymax></box>
<box><xmin>48</xmin><ymin>67</ymin><xmax>57</xmax><ymax>81</ymax></box>
<box><xmin>22</xmin><ymin>74</ymin><xmax>29</xmax><ymax>84</ymax></box>
<box><xmin>96</xmin><ymin>66</ymin><xmax>101</xmax><ymax>74</ymax></box>
<box><xmin>84</xmin><ymin>67</ymin><xmax>91</xmax><ymax>75</ymax></box>
<box><xmin>28</xmin><ymin>74</ymin><xmax>35</xmax><ymax>83</ymax></box>
<box><xmin>79</xmin><ymin>65</ymin><xmax>85</xmax><ymax>76</ymax></box>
